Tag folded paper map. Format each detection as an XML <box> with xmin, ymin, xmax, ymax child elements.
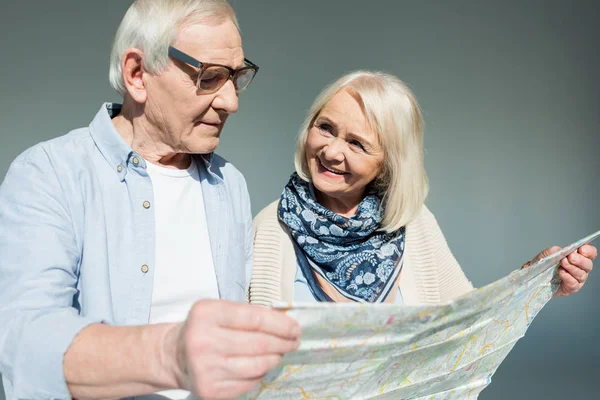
<box><xmin>243</xmin><ymin>230</ymin><xmax>600</xmax><ymax>400</ymax></box>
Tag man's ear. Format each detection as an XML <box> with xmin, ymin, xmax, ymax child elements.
<box><xmin>120</xmin><ymin>48</ymin><xmax>148</xmax><ymax>104</ymax></box>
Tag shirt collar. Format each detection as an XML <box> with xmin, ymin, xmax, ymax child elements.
<box><xmin>90</xmin><ymin>103</ymin><xmax>222</xmax><ymax>183</ymax></box>
<box><xmin>89</xmin><ymin>103</ymin><xmax>136</xmax><ymax>181</ymax></box>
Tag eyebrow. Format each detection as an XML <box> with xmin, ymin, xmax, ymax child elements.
<box><xmin>170</xmin><ymin>47</ymin><xmax>246</xmax><ymax>71</ymax></box>
<box><xmin>315</xmin><ymin>115</ymin><xmax>378</xmax><ymax>148</ymax></box>
<box><xmin>233</xmin><ymin>58</ymin><xmax>246</xmax><ymax>70</ymax></box>
<box><xmin>199</xmin><ymin>53</ymin><xmax>247</xmax><ymax>70</ymax></box>
<box><xmin>180</xmin><ymin>58</ymin><xmax>245</xmax><ymax>72</ymax></box>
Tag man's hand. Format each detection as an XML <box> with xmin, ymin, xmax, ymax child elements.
<box><xmin>525</xmin><ymin>244</ymin><xmax>597</xmax><ymax>297</ymax></box>
<box><xmin>165</xmin><ymin>299</ymin><xmax>301</xmax><ymax>399</ymax></box>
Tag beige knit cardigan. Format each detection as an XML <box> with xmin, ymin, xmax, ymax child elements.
<box><xmin>249</xmin><ymin>200</ymin><xmax>474</xmax><ymax>306</ymax></box>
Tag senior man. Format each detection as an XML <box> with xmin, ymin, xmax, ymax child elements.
<box><xmin>0</xmin><ymin>1</ymin><xmax>299</xmax><ymax>399</ymax></box>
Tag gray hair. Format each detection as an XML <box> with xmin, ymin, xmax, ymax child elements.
<box><xmin>109</xmin><ymin>0</ymin><xmax>239</xmax><ymax>95</ymax></box>
<box><xmin>294</xmin><ymin>71</ymin><xmax>429</xmax><ymax>232</ymax></box>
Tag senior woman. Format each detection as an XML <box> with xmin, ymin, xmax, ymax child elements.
<box><xmin>249</xmin><ymin>70</ymin><xmax>596</xmax><ymax>306</ymax></box>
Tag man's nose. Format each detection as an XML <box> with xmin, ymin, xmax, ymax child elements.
<box><xmin>213</xmin><ymin>79</ymin><xmax>239</xmax><ymax>114</ymax></box>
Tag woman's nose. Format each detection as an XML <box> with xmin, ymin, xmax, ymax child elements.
<box><xmin>323</xmin><ymin>138</ymin><xmax>346</xmax><ymax>162</ymax></box>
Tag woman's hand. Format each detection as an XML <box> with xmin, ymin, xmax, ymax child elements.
<box><xmin>524</xmin><ymin>244</ymin><xmax>597</xmax><ymax>297</ymax></box>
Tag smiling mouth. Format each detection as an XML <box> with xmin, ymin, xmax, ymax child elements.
<box><xmin>318</xmin><ymin>159</ymin><xmax>347</xmax><ymax>175</ymax></box>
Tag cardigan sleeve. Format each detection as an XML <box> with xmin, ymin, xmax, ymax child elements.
<box><xmin>420</xmin><ymin>207</ymin><xmax>474</xmax><ymax>302</ymax></box>
<box><xmin>250</xmin><ymin>200</ymin><xmax>298</xmax><ymax>306</ymax></box>
<box><xmin>250</xmin><ymin>201</ymin><xmax>282</xmax><ymax>306</ymax></box>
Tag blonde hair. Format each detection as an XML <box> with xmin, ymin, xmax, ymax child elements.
<box><xmin>294</xmin><ymin>70</ymin><xmax>428</xmax><ymax>232</ymax></box>
<box><xmin>109</xmin><ymin>0</ymin><xmax>239</xmax><ymax>95</ymax></box>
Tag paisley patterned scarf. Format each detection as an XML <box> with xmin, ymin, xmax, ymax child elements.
<box><xmin>278</xmin><ymin>173</ymin><xmax>405</xmax><ymax>303</ymax></box>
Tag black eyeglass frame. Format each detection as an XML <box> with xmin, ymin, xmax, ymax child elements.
<box><xmin>168</xmin><ymin>45</ymin><xmax>259</xmax><ymax>93</ymax></box>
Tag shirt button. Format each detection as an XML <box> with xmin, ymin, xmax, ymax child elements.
<box><xmin>141</xmin><ymin>264</ymin><xmax>149</xmax><ymax>273</ymax></box>
<box><xmin>132</xmin><ymin>156</ymin><xmax>140</xmax><ymax>165</ymax></box>
<box><xmin>117</xmin><ymin>165</ymin><xmax>124</xmax><ymax>173</ymax></box>
<box><xmin>143</xmin><ymin>201</ymin><xmax>151</xmax><ymax>209</ymax></box>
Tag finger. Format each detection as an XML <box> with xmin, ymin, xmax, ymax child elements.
<box><xmin>544</xmin><ymin>246</ymin><xmax>562</xmax><ymax>256</ymax></box>
<box><xmin>213</xmin><ymin>301</ymin><xmax>301</xmax><ymax>340</ymax></box>
<box><xmin>578</xmin><ymin>244</ymin><xmax>598</xmax><ymax>261</ymax></box>
<box><xmin>560</xmin><ymin>260</ymin><xmax>588</xmax><ymax>283</ymax></box>
<box><xmin>224</xmin><ymin>354</ymin><xmax>283</xmax><ymax>380</ymax></box>
<box><xmin>533</xmin><ymin>246</ymin><xmax>562</xmax><ymax>263</ymax></box>
<box><xmin>559</xmin><ymin>268</ymin><xmax>581</xmax><ymax>294</ymax></box>
<box><xmin>207</xmin><ymin>328</ymin><xmax>300</xmax><ymax>356</ymax></box>
<box><xmin>567</xmin><ymin>252</ymin><xmax>593</xmax><ymax>273</ymax></box>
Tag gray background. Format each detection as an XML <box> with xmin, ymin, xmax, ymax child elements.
<box><xmin>1</xmin><ymin>0</ymin><xmax>598</xmax><ymax>398</ymax></box>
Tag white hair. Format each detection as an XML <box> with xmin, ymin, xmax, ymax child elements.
<box><xmin>109</xmin><ymin>0</ymin><xmax>239</xmax><ymax>95</ymax></box>
<box><xmin>294</xmin><ymin>71</ymin><xmax>429</xmax><ymax>232</ymax></box>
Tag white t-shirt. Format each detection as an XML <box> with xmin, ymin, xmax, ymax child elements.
<box><xmin>146</xmin><ymin>157</ymin><xmax>219</xmax><ymax>400</ymax></box>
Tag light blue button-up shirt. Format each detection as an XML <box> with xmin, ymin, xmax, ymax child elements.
<box><xmin>0</xmin><ymin>104</ymin><xmax>253</xmax><ymax>399</ymax></box>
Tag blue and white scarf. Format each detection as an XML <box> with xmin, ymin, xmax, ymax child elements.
<box><xmin>278</xmin><ymin>173</ymin><xmax>405</xmax><ymax>303</ymax></box>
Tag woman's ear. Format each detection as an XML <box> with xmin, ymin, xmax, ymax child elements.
<box><xmin>120</xmin><ymin>48</ymin><xmax>147</xmax><ymax>104</ymax></box>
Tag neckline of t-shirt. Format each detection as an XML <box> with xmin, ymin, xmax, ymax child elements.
<box><xmin>145</xmin><ymin>157</ymin><xmax>197</xmax><ymax>178</ymax></box>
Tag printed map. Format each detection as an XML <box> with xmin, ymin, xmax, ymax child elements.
<box><xmin>243</xmin><ymin>231</ymin><xmax>599</xmax><ymax>399</ymax></box>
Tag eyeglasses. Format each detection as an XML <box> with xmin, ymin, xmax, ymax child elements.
<box><xmin>168</xmin><ymin>46</ymin><xmax>258</xmax><ymax>94</ymax></box>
